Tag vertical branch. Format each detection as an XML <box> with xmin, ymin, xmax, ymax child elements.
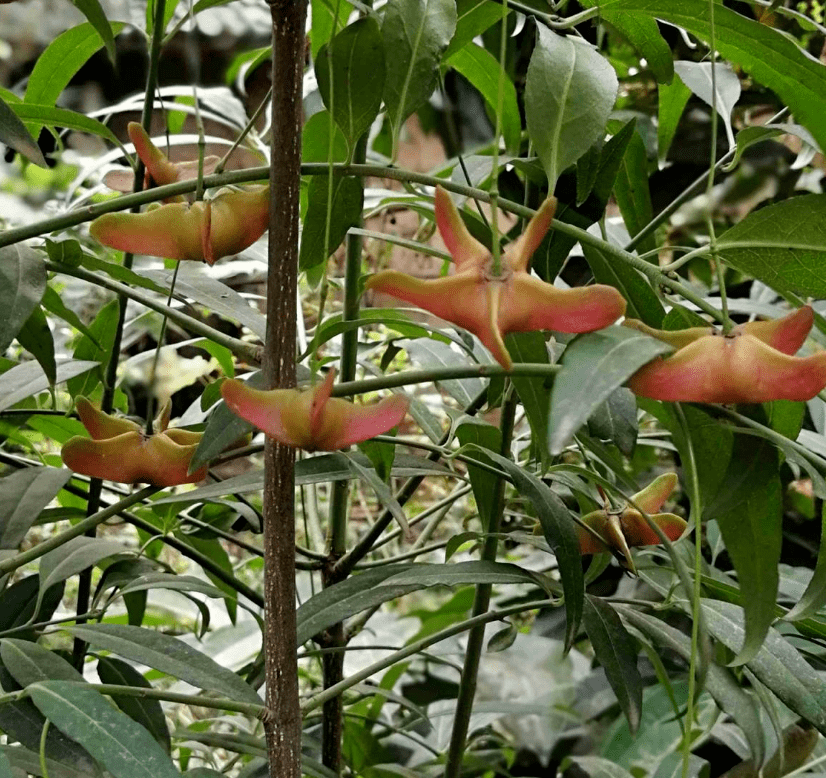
<box><xmin>263</xmin><ymin>1</ymin><xmax>307</xmax><ymax>776</ymax></box>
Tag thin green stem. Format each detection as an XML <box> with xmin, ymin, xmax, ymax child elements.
<box><xmin>674</xmin><ymin>403</ymin><xmax>705</xmax><ymax>777</ymax></box>
<box><xmin>146</xmin><ymin>260</ymin><xmax>181</xmax><ymax>434</ymax></box>
<box><xmin>444</xmin><ymin>386</ymin><xmax>518</xmax><ymax>778</ymax></box>
<box><xmin>300</xmin><ymin>598</ymin><xmax>556</xmax><ymax>715</ymax></box>
<box><xmin>488</xmin><ymin>0</ymin><xmax>507</xmax><ymax>277</ymax></box>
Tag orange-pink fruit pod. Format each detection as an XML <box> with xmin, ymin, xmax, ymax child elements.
<box><xmin>365</xmin><ymin>186</ymin><xmax>627</xmax><ymax>369</ymax></box>
<box><xmin>103</xmin><ymin>122</ymin><xmax>220</xmax><ymax>200</ymax></box>
<box><xmin>61</xmin><ymin>397</ymin><xmax>207</xmax><ymax>487</ymax></box>
<box><xmin>89</xmin><ymin>184</ymin><xmax>269</xmax><ymax>265</ymax></box>
<box><xmin>577</xmin><ymin>473</ymin><xmax>686</xmax><ymax>572</ymax></box>
<box><xmin>624</xmin><ymin>306</ymin><xmax>826</xmax><ymax>403</ymax></box>
<box><xmin>221</xmin><ymin>370</ymin><xmax>409</xmax><ymax>452</ymax></box>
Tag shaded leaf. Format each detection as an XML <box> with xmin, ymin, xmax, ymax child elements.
<box><xmin>549</xmin><ymin>327</ymin><xmax>673</xmax><ymax>455</ymax></box>
<box><xmin>657</xmin><ymin>73</ymin><xmax>692</xmax><ymax>165</ymax></box>
<box><xmin>673</xmin><ymin>60</ymin><xmax>741</xmax><ymax>147</ymax></box>
<box><xmin>587</xmin><ymin>388</ymin><xmax>638</xmax><ymax>457</ymax></box>
<box><xmin>16</xmin><ymin>305</ymin><xmax>55</xmax><ymax>386</ymax></box>
<box><xmin>456</xmin><ymin>418</ymin><xmax>501</xmax><ymax>531</ymax></box>
<box><xmin>66</xmin><ymin>623</ymin><xmax>263</xmax><ymax>705</ymax></box>
<box><xmin>613</xmin><ymin>128</ymin><xmax>654</xmax><ymax>254</ymax></box>
<box><xmin>0</xmin><ymin>244</ymin><xmax>46</xmax><ymax>354</ymax></box>
<box><xmin>1</xmin><ymin>640</ymin><xmax>84</xmax><ymax>688</ymax></box>
<box><xmin>0</xmin><ymin>95</ymin><xmax>46</xmax><ymax>167</ymax></box>
<box><xmin>786</xmin><ymin>501</ymin><xmax>826</xmax><ymax>621</ymax></box>
<box><xmin>444</xmin><ymin>0</ymin><xmax>508</xmax><ymax>60</ymax></box>
<box><xmin>299</xmin><ymin>175</ymin><xmax>363</xmax><ymax>272</ymax></box>
<box><xmin>0</xmin><ymin>467</ymin><xmax>70</xmax><ymax>550</ymax></box>
<box><xmin>505</xmin><ymin>332</ymin><xmax>552</xmax><ymax>460</ymax></box>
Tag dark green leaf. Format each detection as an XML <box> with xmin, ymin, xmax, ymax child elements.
<box><xmin>12</xmin><ymin>104</ymin><xmax>120</xmax><ymax>147</ymax></box>
<box><xmin>40</xmin><ymin>285</ymin><xmax>98</xmax><ymax>346</ymax></box>
<box><xmin>613</xmin><ymin>129</ymin><xmax>654</xmax><ymax>254</ymax></box>
<box><xmin>717</xmin><ymin>194</ymin><xmax>826</xmax><ymax>297</ymax></box>
<box><xmin>481</xmin><ymin>450</ymin><xmax>582</xmax><ymax>650</ymax></box>
<box><xmin>619</xmin><ymin>606</ymin><xmax>765</xmax><ymax>765</ymax></box>
<box><xmin>456</xmin><ymin>418</ymin><xmax>502</xmax><ymax>531</ymax></box>
<box><xmin>582</xmin><ymin>596</ymin><xmax>642</xmax><ymax>733</ymax></box>
<box><xmin>0</xmin><ymin>244</ymin><xmax>46</xmax><ymax>354</ymax></box>
<box><xmin>299</xmin><ymin>175</ymin><xmax>363</xmax><ymax>272</ymax></box>
<box><xmin>302</xmin><ymin>109</ymin><xmax>349</xmax><ymax>163</ymax></box>
<box><xmin>549</xmin><ymin>327</ymin><xmax>672</xmax><ymax>455</ymax></box>
<box><xmin>657</xmin><ymin>73</ymin><xmax>691</xmax><ymax>165</ymax></box>
<box><xmin>67</xmin><ymin>298</ymin><xmax>120</xmax><ymax>399</ymax></box>
<box><xmin>30</xmin><ymin>681</ymin><xmax>180</xmax><ymax>778</ymax></box>
<box><xmin>447</xmin><ymin>42</ymin><xmax>521</xmax><ymax>154</ymax></box>
<box><xmin>296</xmin><ymin>561</ymin><xmax>541</xmax><ymax>645</ymax></box>
<box><xmin>45</xmin><ymin>239</ymin><xmax>83</xmax><ymax>268</ymax></box>
<box><xmin>587</xmin><ymin>388</ymin><xmax>638</xmax><ymax>457</ymax></box>
<box><xmin>525</xmin><ymin>25</ymin><xmax>618</xmax><ymax>189</ymax></box>
<box><xmin>317</xmin><ymin>17</ymin><xmax>385</xmax><ymax>150</ymax></box>
<box><xmin>381</xmin><ymin>0</ymin><xmax>457</xmax><ymax>152</ymax></box>
<box><xmin>97</xmin><ymin>657</ymin><xmax>171</xmax><ymax>753</ymax></box>
<box><xmin>1</xmin><ymin>640</ymin><xmax>84</xmax><ymax>688</ymax></box>
<box><xmin>505</xmin><ymin>332</ymin><xmax>552</xmax><ymax>460</ymax></box>
<box><xmin>0</xmin><ymin>575</ymin><xmax>64</xmax><ymax>640</ymax></box>
<box><xmin>598</xmin><ymin>0</ymin><xmax>826</xmax><ymax>154</ymax></box>
<box><xmin>0</xmin><ymin>95</ymin><xmax>46</xmax><ymax>166</ymax></box>
<box><xmin>0</xmin><ymin>467</ymin><xmax>71</xmax><ymax>550</ymax></box>
<box><xmin>69</xmin><ymin>0</ymin><xmax>116</xmax><ymax>64</ymax></box>
<box><xmin>66</xmin><ymin>624</ymin><xmax>263</xmax><ymax>705</ymax></box>
<box><xmin>700</xmin><ymin>599</ymin><xmax>826</xmax><ymax>736</ymax></box>
<box><xmin>787</xmin><ymin>502</ymin><xmax>826</xmax><ymax>621</ymax></box>
<box><xmin>16</xmin><ymin>305</ymin><xmax>55</xmax><ymax>386</ymax></box>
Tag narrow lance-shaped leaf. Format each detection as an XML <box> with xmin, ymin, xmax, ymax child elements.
<box><xmin>0</xmin><ymin>244</ymin><xmax>46</xmax><ymax>354</ymax></box>
<box><xmin>0</xmin><ymin>95</ymin><xmax>46</xmax><ymax>166</ymax></box>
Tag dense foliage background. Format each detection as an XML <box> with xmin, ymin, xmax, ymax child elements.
<box><xmin>3</xmin><ymin>0</ymin><xmax>826</xmax><ymax>776</ymax></box>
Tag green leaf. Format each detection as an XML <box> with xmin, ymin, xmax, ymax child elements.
<box><xmin>525</xmin><ymin>25</ymin><xmax>618</xmax><ymax>189</ymax></box>
<box><xmin>381</xmin><ymin>0</ymin><xmax>457</xmax><ymax>154</ymax></box>
<box><xmin>299</xmin><ymin>175</ymin><xmax>363</xmax><ymax>272</ymax></box>
<box><xmin>722</xmin><ymin>123</ymin><xmax>815</xmax><ymax>172</ymax></box>
<box><xmin>96</xmin><ymin>657</ymin><xmax>171</xmax><ymax>753</ymax></box>
<box><xmin>597</xmin><ymin>0</ymin><xmax>826</xmax><ymax>154</ymax></box>
<box><xmin>344</xmin><ymin>452</ymin><xmax>410</xmax><ymax>538</ymax></box>
<box><xmin>0</xmin><ymin>752</ymin><xmax>10</xmax><ymax>778</ymax></box>
<box><xmin>582</xmin><ymin>241</ymin><xmax>665</xmax><ymax>327</ymax></box>
<box><xmin>673</xmin><ymin>60</ymin><xmax>741</xmax><ymax>148</ymax></box>
<box><xmin>37</xmin><ymin>537</ymin><xmax>128</xmax><ymax>617</ymax></box>
<box><xmin>716</xmin><ymin>194</ymin><xmax>826</xmax><ymax>297</ymax></box>
<box><xmin>456</xmin><ymin>418</ymin><xmax>502</xmax><ymax>532</ymax></box>
<box><xmin>613</xmin><ymin>128</ymin><xmax>654</xmax><ymax>254</ymax></box>
<box><xmin>444</xmin><ymin>0</ymin><xmax>508</xmax><ymax>61</ymax></box>
<box><xmin>700</xmin><ymin>599</ymin><xmax>826</xmax><ymax>736</ymax></box>
<box><xmin>1</xmin><ymin>640</ymin><xmax>84</xmax><ymax>687</ymax></box>
<box><xmin>24</xmin><ymin>23</ymin><xmax>124</xmax><ymax>138</ymax></box>
<box><xmin>16</xmin><ymin>305</ymin><xmax>56</xmax><ymax>386</ymax></box>
<box><xmin>563</xmin><ymin>757</ymin><xmax>635</xmax><ymax>778</ymax></box>
<box><xmin>0</xmin><ymin>576</ymin><xmax>64</xmax><ymax>641</ymax></box>
<box><xmin>69</xmin><ymin>0</ymin><xmax>116</xmax><ymax>64</ymax></box>
<box><xmin>582</xmin><ymin>597</ymin><xmax>642</xmax><ymax>733</ymax></box>
<box><xmin>587</xmin><ymin>388</ymin><xmax>638</xmax><ymax>458</ymax></box>
<box><xmin>0</xmin><ymin>743</ymin><xmax>96</xmax><ymax>778</ymax></box>
<box><xmin>447</xmin><ymin>42</ymin><xmax>521</xmax><ymax>154</ymax></box>
<box><xmin>67</xmin><ymin>297</ymin><xmax>120</xmax><ymax>399</ymax></box>
<box><xmin>11</xmin><ymin>103</ymin><xmax>121</xmax><ymax>148</ymax></box>
<box><xmin>657</xmin><ymin>73</ymin><xmax>691</xmax><ymax>165</ymax></box>
<box><xmin>0</xmin><ymin>467</ymin><xmax>71</xmax><ymax>550</ymax></box>
<box><xmin>316</xmin><ymin>17</ymin><xmax>386</xmax><ymax>150</ymax></box>
<box><xmin>0</xmin><ymin>244</ymin><xmax>46</xmax><ymax>354</ymax></box>
<box><xmin>302</xmin><ymin>109</ymin><xmax>349</xmax><ymax>164</ymax></box>
<box><xmin>549</xmin><ymin>327</ymin><xmax>673</xmax><ymax>455</ymax></box>
<box><xmin>786</xmin><ymin>502</ymin><xmax>826</xmax><ymax>621</ymax></box>
<box><xmin>0</xmin><ymin>359</ymin><xmax>98</xmax><ymax>413</ymax></box>
<box><xmin>619</xmin><ymin>606</ymin><xmax>765</xmax><ymax>766</ymax></box>
<box><xmin>309</xmin><ymin>0</ymin><xmax>353</xmax><ymax>58</ymax></box>
<box><xmin>66</xmin><ymin>624</ymin><xmax>263</xmax><ymax>705</ymax></box>
<box><xmin>481</xmin><ymin>450</ymin><xmax>583</xmax><ymax>651</ymax></box>
<box><xmin>296</xmin><ymin>561</ymin><xmax>541</xmax><ymax>645</ymax></box>
<box><xmin>30</xmin><ymin>681</ymin><xmax>180</xmax><ymax>778</ymax></box>
<box><xmin>505</xmin><ymin>332</ymin><xmax>552</xmax><ymax>460</ymax></box>
<box><xmin>0</xmin><ymin>95</ymin><xmax>46</xmax><ymax>167</ymax></box>
<box><xmin>580</xmin><ymin>0</ymin><xmax>673</xmax><ymax>84</ymax></box>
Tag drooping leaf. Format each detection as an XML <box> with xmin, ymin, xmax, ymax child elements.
<box><xmin>69</xmin><ymin>0</ymin><xmax>116</xmax><ymax>64</ymax></box>
<box><xmin>786</xmin><ymin>502</ymin><xmax>826</xmax><ymax>621</ymax></box>
<box><xmin>456</xmin><ymin>418</ymin><xmax>502</xmax><ymax>532</ymax></box>
<box><xmin>66</xmin><ymin>623</ymin><xmax>263</xmax><ymax>705</ymax></box>
<box><xmin>619</xmin><ymin>606</ymin><xmax>765</xmax><ymax>765</ymax></box>
<box><xmin>549</xmin><ymin>327</ymin><xmax>673</xmax><ymax>455</ymax></box>
<box><xmin>673</xmin><ymin>60</ymin><xmax>741</xmax><ymax>148</ymax></box>
<box><xmin>316</xmin><ymin>17</ymin><xmax>386</xmax><ymax>151</ymax></box>
<box><xmin>0</xmin><ymin>95</ymin><xmax>46</xmax><ymax>167</ymax></box>
<box><xmin>96</xmin><ymin>657</ymin><xmax>171</xmax><ymax>753</ymax></box>
<box><xmin>381</xmin><ymin>0</ymin><xmax>457</xmax><ymax>154</ymax></box>
<box><xmin>66</xmin><ymin>298</ymin><xmax>120</xmax><ymax>399</ymax></box>
<box><xmin>0</xmin><ymin>244</ymin><xmax>46</xmax><ymax>354</ymax></box>
<box><xmin>716</xmin><ymin>194</ymin><xmax>826</xmax><ymax>297</ymax></box>
<box><xmin>587</xmin><ymin>387</ymin><xmax>638</xmax><ymax>457</ymax></box>
<box><xmin>447</xmin><ymin>42</ymin><xmax>521</xmax><ymax>154</ymax></box>
<box><xmin>0</xmin><ymin>359</ymin><xmax>98</xmax><ymax>413</ymax></box>
<box><xmin>504</xmin><ymin>332</ymin><xmax>552</xmax><ymax>460</ymax></box>
<box><xmin>481</xmin><ymin>450</ymin><xmax>583</xmax><ymax>650</ymax></box>
<box><xmin>582</xmin><ymin>596</ymin><xmax>643</xmax><ymax>733</ymax></box>
<box><xmin>525</xmin><ymin>24</ymin><xmax>618</xmax><ymax>189</ymax></box>
<box><xmin>16</xmin><ymin>305</ymin><xmax>55</xmax><ymax>386</ymax></box>
<box><xmin>657</xmin><ymin>73</ymin><xmax>691</xmax><ymax>165</ymax></box>
<box><xmin>0</xmin><ymin>575</ymin><xmax>64</xmax><ymax>641</ymax></box>
<box><xmin>444</xmin><ymin>0</ymin><xmax>509</xmax><ymax>60</ymax></box>
<box><xmin>613</xmin><ymin>128</ymin><xmax>654</xmax><ymax>254</ymax></box>
<box><xmin>298</xmin><ymin>175</ymin><xmax>363</xmax><ymax>272</ymax></box>
<box><xmin>12</xmin><ymin>104</ymin><xmax>121</xmax><ymax>148</ymax></box>
<box><xmin>0</xmin><ymin>467</ymin><xmax>70</xmax><ymax>551</ymax></box>
<box><xmin>597</xmin><ymin>0</ymin><xmax>826</xmax><ymax>153</ymax></box>
<box><xmin>30</xmin><ymin>681</ymin><xmax>180</xmax><ymax>778</ymax></box>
